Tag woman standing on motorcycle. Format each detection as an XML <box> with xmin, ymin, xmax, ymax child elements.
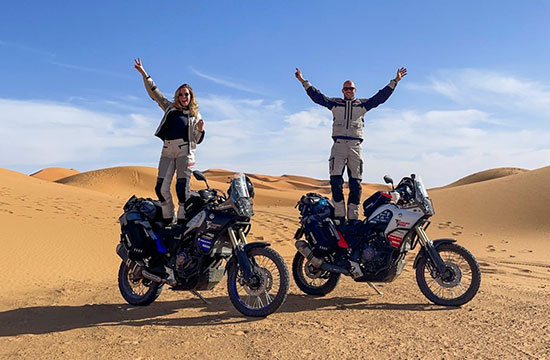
<box><xmin>134</xmin><ymin>58</ymin><xmax>205</xmax><ymax>224</ymax></box>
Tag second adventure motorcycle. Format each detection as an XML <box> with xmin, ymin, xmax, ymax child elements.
<box><xmin>292</xmin><ymin>174</ymin><xmax>481</xmax><ymax>306</ymax></box>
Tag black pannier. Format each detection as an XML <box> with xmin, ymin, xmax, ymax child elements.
<box><xmin>303</xmin><ymin>215</ymin><xmax>340</xmax><ymax>257</ymax></box>
<box><xmin>362</xmin><ymin>191</ymin><xmax>391</xmax><ymax>219</ymax></box>
<box><xmin>119</xmin><ymin>196</ymin><xmax>163</xmax><ymax>260</ymax></box>
<box><xmin>298</xmin><ymin>193</ymin><xmax>339</xmax><ymax>256</ymax></box>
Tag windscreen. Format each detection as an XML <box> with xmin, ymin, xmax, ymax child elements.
<box><xmin>414</xmin><ymin>176</ymin><xmax>435</xmax><ymax>216</ymax></box>
<box><xmin>230</xmin><ymin>173</ymin><xmax>250</xmax><ymax>201</ymax></box>
<box><xmin>229</xmin><ymin>173</ymin><xmax>253</xmax><ymax>217</ymax></box>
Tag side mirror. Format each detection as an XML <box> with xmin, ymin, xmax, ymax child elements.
<box><xmin>193</xmin><ymin>170</ymin><xmax>210</xmax><ymax>189</ymax></box>
<box><xmin>383</xmin><ymin>175</ymin><xmax>394</xmax><ymax>191</ymax></box>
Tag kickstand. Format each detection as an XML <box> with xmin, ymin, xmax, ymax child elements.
<box><xmin>367</xmin><ymin>282</ymin><xmax>383</xmax><ymax>295</ymax></box>
<box><xmin>190</xmin><ymin>290</ymin><xmax>211</xmax><ymax>304</ymax></box>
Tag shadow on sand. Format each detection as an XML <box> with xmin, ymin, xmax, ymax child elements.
<box><xmin>0</xmin><ymin>293</ymin><xmax>457</xmax><ymax>337</ymax></box>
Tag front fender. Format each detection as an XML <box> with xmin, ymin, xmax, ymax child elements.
<box><xmin>412</xmin><ymin>238</ymin><xmax>456</xmax><ymax>269</ymax></box>
<box><xmin>243</xmin><ymin>241</ymin><xmax>271</xmax><ymax>252</ymax></box>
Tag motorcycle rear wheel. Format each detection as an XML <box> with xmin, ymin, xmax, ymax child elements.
<box><xmin>118</xmin><ymin>261</ymin><xmax>163</xmax><ymax>306</ymax></box>
<box><xmin>227</xmin><ymin>247</ymin><xmax>289</xmax><ymax>317</ymax></box>
<box><xmin>292</xmin><ymin>252</ymin><xmax>340</xmax><ymax>296</ymax></box>
<box><xmin>415</xmin><ymin>243</ymin><xmax>481</xmax><ymax>306</ymax></box>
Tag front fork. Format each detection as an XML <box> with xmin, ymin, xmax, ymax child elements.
<box><xmin>415</xmin><ymin>225</ymin><xmax>447</xmax><ymax>275</ymax></box>
<box><xmin>228</xmin><ymin>227</ymin><xmax>254</xmax><ymax>281</ymax></box>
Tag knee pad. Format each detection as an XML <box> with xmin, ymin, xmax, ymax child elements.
<box><xmin>155</xmin><ymin>177</ymin><xmax>166</xmax><ymax>202</ymax></box>
<box><xmin>330</xmin><ymin>175</ymin><xmax>344</xmax><ymax>203</ymax></box>
<box><xmin>348</xmin><ymin>177</ymin><xmax>362</xmax><ymax>205</ymax></box>
<box><xmin>175</xmin><ymin>177</ymin><xmax>188</xmax><ymax>204</ymax></box>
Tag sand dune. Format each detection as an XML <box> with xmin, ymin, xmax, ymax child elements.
<box><xmin>442</xmin><ymin>167</ymin><xmax>528</xmax><ymax>188</ymax></box>
<box><xmin>4</xmin><ymin>164</ymin><xmax>548</xmax><ymax>287</ymax></box>
<box><xmin>1</xmin><ymin>165</ymin><xmax>549</xmax><ymax>359</ymax></box>
<box><xmin>30</xmin><ymin>167</ymin><xmax>79</xmax><ymax>182</ymax></box>
<box><xmin>0</xmin><ymin>168</ymin><xmax>122</xmax><ymax>296</ymax></box>
<box><xmin>281</xmin><ymin>174</ymin><xmax>329</xmax><ymax>186</ymax></box>
<box><xmin>429</xmin><ymin>166</ymin><xmax>550</xmax><ymax>262</ymax></box>
<box><xmin>56</xmin><ymin>166</ymin><xmax>158</xmax><ymax>199</ymax></box>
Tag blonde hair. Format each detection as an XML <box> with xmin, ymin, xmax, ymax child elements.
<box><xmin>173</xmin><ymin>84</ymin><xmax>199</xmax><ymax>117</ymax></box>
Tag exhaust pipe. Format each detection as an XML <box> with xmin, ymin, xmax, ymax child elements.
<box><xmin>117</xmin><ymin>244</ymin><xmax>175</xmax><ymax>285</ymax></box>
<box><xmin>320</xmin><ymin>262</ymin><xmax>349</xmax><ymax>275</ymax></box>
<box><xmin>295</xmin><ymin>240</ymin><xmax>349</xmax><ymax>275</ymax></box>
<box><xmin>141</xmin><ymin>270</ymin><xmax>163</xmax><ymax>283</ymax></box>
<box><xmin>295</xmin><ymin>240</ymin><xmax>323</xmax><ymax>267</ymax></box>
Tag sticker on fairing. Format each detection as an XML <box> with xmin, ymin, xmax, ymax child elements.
<box><xmin>388</xmin><ymin>229</ymin><xmax>408</xmax><ymax>248</ymax></box>
<box><xmin>184</xmin><ymin>210</ymin><xmax>206</xmax><ymax>235</ymax></box>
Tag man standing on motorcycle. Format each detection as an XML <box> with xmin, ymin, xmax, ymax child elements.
<box><xmin>295</xmin><ymin>67</ymin><xmax>407</xmax><ymax>223</ymax></box>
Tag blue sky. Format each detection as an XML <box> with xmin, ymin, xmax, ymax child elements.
<box><xmin>1</xmin><ymin>1</ymin><xmax>550</xmax><ymax>186</ymax></box>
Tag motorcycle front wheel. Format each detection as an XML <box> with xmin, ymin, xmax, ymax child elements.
<box><xmin>118</xmin><ymin>261</ymin><xmax>163</xmax><ymax>306</ymax></box>
<box><xmin>292</xmin><ymin>252</ymin><xmax>340</xmax><ymax>296</ymax></box>
<box><xmin>415</xmin><ymin>243</ymin><xmax>481</xmax><ymax>306</ymax></box>
<box><xmin>227</xmin><ymin>247</ymin><xmax>290</xmax><ymax>317</ymax></box>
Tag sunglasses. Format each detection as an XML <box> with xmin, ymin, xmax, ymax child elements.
<box><xmin>178</xmin><ymin>92</ymin><xmax>191</xmax><ymax>98</ymax></box>
<box><xmin>343</xmin><ymin>87</ymin><xmax>356</xmax><ymax>91</ymax></box>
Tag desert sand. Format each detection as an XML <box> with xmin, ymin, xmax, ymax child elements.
<box><xmin>1</xmin><ymin>166</ymin><xmax>549</xmax><ymax>359</ymax></box>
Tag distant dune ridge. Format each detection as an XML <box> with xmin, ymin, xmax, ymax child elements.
<box><xmin>55</xmin><ymin>166</ymin><xmax>159</xmax><ymax>198</ymax></box>
<box><xmin>442</xmin><ymin>167</ymin><xmax>529</xmax><ymax>188</ymax></box>
<box><xmin>48</xmin><ymin>166</ymin><xmax>388</xmax><ymax>205</ymax></box>
<box><xmin>30</xmin><ymin>167</ymin><xmax>79</xmax><ymax>182</ymax></box>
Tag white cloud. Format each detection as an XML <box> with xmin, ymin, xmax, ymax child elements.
<box><xmin>0</xmin><ymin>99</ymin><xmax>157</xmax><ymax>170</ymax></box>
<box><xmin>363</xmin><ymin>108</ymin><xmax>550</xmax><ymax>186</ymax></box>
<box><xmin>407</xmin><ymin>69</ymin><xmax>550</xmax><ymax>116</ymax></box>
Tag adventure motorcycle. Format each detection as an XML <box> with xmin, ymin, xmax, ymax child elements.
<box><xmin>116</xmin><ymin>171</ymin><xmax>290</xmax><ymax>317</ymax></box>
<box><xmin>292</xmin><ymin>174</ymin><xmax>481</xmax><ymax>306</ymax></box>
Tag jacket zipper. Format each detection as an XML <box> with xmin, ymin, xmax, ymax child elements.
<box><xmin>344</xmin><ymin>101</ymin><xmax>350</xmax><ymax>130</ymax></box>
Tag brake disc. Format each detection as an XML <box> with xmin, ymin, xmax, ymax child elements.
<box><xmin>243</xmin><ymin>267</ymin><xmax>272</xmax><ymax>296</ymax></box>
<box><xmin>435</xmin><ymin>261</ymin><xmax>462</xmax><ymax>288</ymax></box>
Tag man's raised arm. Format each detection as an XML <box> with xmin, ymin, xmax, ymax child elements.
<box><xmin>361</xmin><ymin>67</ymin><xmax>407</xmax><ymax>111</ymax></box>
<box><xmin>295</xmin><ymin>68</ymin><xmax>336</xmax><ymax>109</ymax></box>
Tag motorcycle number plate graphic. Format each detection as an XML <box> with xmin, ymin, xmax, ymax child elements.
<box><xmin>388</xmin><ymin>229</ymin><xmax>407</xmax><ymax>248</ymax></box>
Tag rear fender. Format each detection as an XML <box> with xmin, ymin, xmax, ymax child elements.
<box><xmin>412</xmin><ymin>239</ymin><xmax>456</xmax><ymax>269</ymax></box>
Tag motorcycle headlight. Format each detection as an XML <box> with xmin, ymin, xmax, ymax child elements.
<box><xmin>420</xmin><ymin>198</ymin><xmax>435</xmax><ymax>216</ymax></box>
<box><xmin>235</xmin><ymin>197</ymin><xmax>254</xmax><ymax>217</ymax></box>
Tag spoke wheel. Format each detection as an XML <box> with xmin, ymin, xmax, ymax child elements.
<box><xmin>118</xmin><ymin>261</ymin><xmax>163</xmax><ymax>306</ymax></box>
<box><xmin>292</xmin><ymin>252</ymin><xmax>340</xmax><ymax>296</ymax></box>
<box><xmin>416</xmin><ymin>243</ymin><xmax>481</xmax><ymax>306</ymax></box>
<box><xmin>227</xmin><ymin>247</ymin><xmax>289</xmax><ymax>317</ymax></box>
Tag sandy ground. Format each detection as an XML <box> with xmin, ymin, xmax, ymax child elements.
<box><xmin>1</xmin><ymin>166</ymin><xmax>549</xmax><ymax>359</ymax></box>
